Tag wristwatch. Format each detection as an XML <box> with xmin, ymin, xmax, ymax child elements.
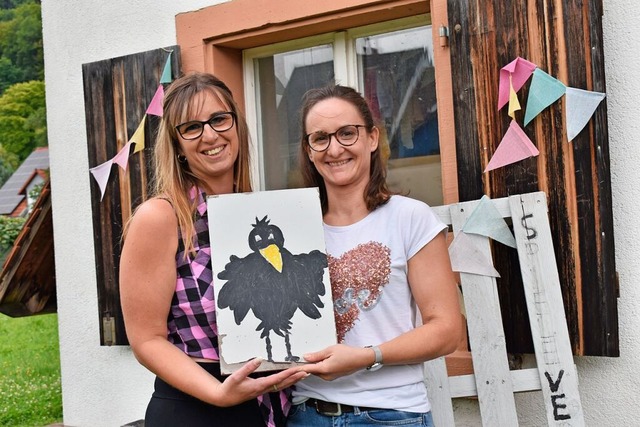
<box><xmin>365</xmin><ymin>345</ymin><xmax>383</xmax><ymax>371</ymax></box>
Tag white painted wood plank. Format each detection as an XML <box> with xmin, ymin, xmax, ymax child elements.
<box><xmin>449</xmin><ymin>367</ymin><xmax>542</xmax><ymax>398</ymax></box>
<box><xmin>424</xmin><ymin>357</ymin><xmax>456</xmax><ymax>426</ymax></box>
<box><xmin>431</xmin><ymin>196</ymin><xmax>512</xmax><ymax>225</ymax></box>
<box><xmin>450</xmin><ymin>201</ymin><xmax>519</xmax><ymax>426</ymax></box>
<box><xmin>508</xmin><ymin>192</ymin><xmax>585</xmax><ymax>426</ymax></box>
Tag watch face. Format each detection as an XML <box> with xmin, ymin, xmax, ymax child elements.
<box><xmin>366</xmin><ymin>362</ymin><xmax>383</xmax><ymax>371</ymax></box>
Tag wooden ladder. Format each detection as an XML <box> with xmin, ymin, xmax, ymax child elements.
<box><xmin>425</xmin><ymin>191</ymin><xmax>584</xmax><ymax>426</ymax></box>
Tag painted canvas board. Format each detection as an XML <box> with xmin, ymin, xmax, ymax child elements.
<box><xmin>208</xmin><ymin>187</ymin><xmax>337</xmax><ymax>374</ymax></box>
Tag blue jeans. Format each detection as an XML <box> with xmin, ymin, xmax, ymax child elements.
<box><xmin>287</xmin><ymin>402</ymin><xmax>434</xmax><ymax>426</ymax></box>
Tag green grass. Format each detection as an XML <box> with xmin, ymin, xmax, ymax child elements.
<box><xmin>0</xmin><ymin>313</ymin><xmax>62</xmax><ymax>427</ymax></box>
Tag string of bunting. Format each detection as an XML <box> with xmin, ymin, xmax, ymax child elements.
<box><xmin>486</xmin><ymin>56</ymin><xmax>606</xmax><ymax>172</ymax></box>
<box><xmin>87</xmin><ymin>53</ymin><xmax>602</xmax><ymax>277</ymax></box>
<box><xmin>448</xmin><ymin>57</ymin><xmax>606</xmax><ymax>276</ymax></box>
<box><xmin>89</xmin><ymin>51</ymin><xmax>174</xmax><ymax>200</ymax></box>
<box><xmin>448</xmin><ymin>195</ymin><xmax>516</xmax><ymax>277</ymax></box>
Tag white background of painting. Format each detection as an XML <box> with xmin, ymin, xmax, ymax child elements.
<box><xmin>208</xmin><ymin>188</ymin><xmax>337</xmax><ymax>371</ymax></box>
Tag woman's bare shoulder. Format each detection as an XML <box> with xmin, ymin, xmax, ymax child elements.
<box><xmin>128</xmin><ymin>197</ymin><xmax>177</xmax><ymax>235</ymax></box>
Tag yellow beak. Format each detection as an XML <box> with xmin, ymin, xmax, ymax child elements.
<box><xmin>259</xmin><ymin>244</ymin><xmax>283</xmax><ymax>273</ymax></box>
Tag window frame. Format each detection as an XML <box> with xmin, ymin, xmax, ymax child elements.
<box><xmin>175</xmin><ymin>0</ymin><xmax>457</xmax><ymax>202</ymax></box>
<box><xmin>242</xmin><ymin>15</ymin><xmax>436</xmax><ymax>191</ymax></box>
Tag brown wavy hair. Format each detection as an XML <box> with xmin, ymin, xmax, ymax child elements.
<box><xmin>142</xmin><ymin>72</ymin><xmax>252</xmax><ymax>255</ymax></box>
<box><xmin>298</xmin><ymin>85</ymin><xmax>391</xmax><ymax>214</ymax></box>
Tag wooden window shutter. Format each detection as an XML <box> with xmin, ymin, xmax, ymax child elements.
<box><xmin>83</xmin><ymin>46</ymin><xmax>181</xmax><ymax>345</ymax></box>
<box><xmin>446</xmin><ymin>1</ymin><xmax>617</xmax><ymax>356</ymax></box>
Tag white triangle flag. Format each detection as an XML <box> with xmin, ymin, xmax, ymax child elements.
<box><xmin>448</xmin><ymin>232</ymin><xmax>501</xmax><ymax>277</ymax></box>
<box><xmin>565</xmin><ymin>87</ymin><xmax>605</xmax><ymax>142</ymax></box>
<box><xmin>89</xmin><ymin>160</ymin><xmax>114</xmax><ymax>201</ymax></box>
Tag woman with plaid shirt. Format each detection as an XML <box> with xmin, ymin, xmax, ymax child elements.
<box><xmin>119</xmin><ymin>72</ymin><xmax>307</xmax><ymax>427</ymax></box>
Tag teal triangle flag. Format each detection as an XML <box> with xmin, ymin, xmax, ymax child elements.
<box><xmin>462</xmin><ymin>195</ymin><xmax>517</xmax><ymax>248</ymax></box>
<box><xmin>524</xmin><ymin>69</ymin><xmax>566</xmax><ymax>125</ymax></box>
<box><xmin>160</xmin><ymin>53</ymin><xmax>173</xmax><ymax>84</ymax></box>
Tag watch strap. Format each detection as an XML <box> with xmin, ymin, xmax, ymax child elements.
<box><xmin>365</xmin><ymin>345</ymin><xmax>383</xmax><ymax>370</ymax></box>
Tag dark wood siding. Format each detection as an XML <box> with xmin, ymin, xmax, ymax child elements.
<box><xmin>446</xmin><ymin>0</ymin><xmax>617</xmax><ymax>356</ymax></box>
<box><xmin>83</xmin><ymin>47</ymin><xmax>180</xmax><ymax>345</ymax></box>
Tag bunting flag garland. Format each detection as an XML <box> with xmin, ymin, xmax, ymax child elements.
<box><xmin>89</xmin><ymin>160</ymin><xmax>114</xmax><ymax>201</ymax></box>
<box><xmin>490</xmin><ymin>57</ymin><xmax>606</xmax><ymax>173</ymax></box>
<box><xmin>89</xmin><ymin>50</ymin><xmax>173</xmax><ymax>197</ymax></box>
<box><xmin>498</xmin><ymin>56</ymin><xmax>537</xmax><ymax>110</ymax></box>
<box><xmin>507</xmin><ymin>74</ymin><xmax>522</xmax><ymax>119</ymax></box>
<box><xmin>160</xmin><ymin>52</ymin><xmax>173</xmax><ymax>84</ymax></box>
<box><xmin>565</xmin><ymin>87</ymin><xmax>606</xmax><ymax>141</ymax></box>
<box><xmin>146</xmin><ymin>84</ymin><xmax>165</xmax><ymax>117</ymax></box>
<box><xmin>112</xmin><ymin>141</ymin><xmax>133</xmax><ymax>171</ymax></box>
<box><xmin>461</xmin><ymin>195</ymin><xmax>516</xmax><ymax>248</ymax></box>
<box><xmin>448</xmin><ymin>196</ymin><xmax>517</xmax><ymax>277</ymax></box>
<box><xmin>485</xmin><ymin>120</ymin><xmax>539</xmax><ymax>172</ymax></box>
<box><xmin>130</xmin><ymin>115</ymin><xmax>147</xmax><ymax>154</ymax></box>
<box><xmin>523</xmin><ymin>68</ymin><xmax>566</xmax><ymax>125</ymax></box>
<box><xmin>448</xmin><ymin>231</ymin><xmax>501</xmax><ymax>277</ymax></box>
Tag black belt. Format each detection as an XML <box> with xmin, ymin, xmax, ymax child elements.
<box><xmin>306</xmin><ymin>398</ymin><xmax>380</xmax><ymax>416</ymax></box>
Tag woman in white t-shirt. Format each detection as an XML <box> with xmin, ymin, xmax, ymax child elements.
<box><xmin>288</xmin><ymin>85</ymin><xmax>462</xmax><ymax>427</ymax></box>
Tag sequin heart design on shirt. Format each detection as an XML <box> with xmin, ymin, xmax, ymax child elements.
<box><xmin>327</xmin><ymin>241</ymin><xmax>391</xmax><ymax>342</ymax></box>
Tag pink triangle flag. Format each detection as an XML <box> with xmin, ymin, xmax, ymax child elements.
<box><xmin>146</xmin><ymin>85</ymin><xmax>164</xmax><ymax>117</ymax></box>
<box><xmin>485</xmin><ymin>120</ymin><xmax>539</xmax><ymax>172</ymax></box>
<box><xmin>89</xmin><ymin>159</ymin><xmax>114</xmax><ymax>201</ymax></box>
<box><xmin>112</xmin><ymin>141</ymin><xmax>133</xmax><ymax>171</ymax></box>
<box><xmin>498</xmin><ymin>57</ymin><xmax>537</xmax><ymax>110</ymax></box>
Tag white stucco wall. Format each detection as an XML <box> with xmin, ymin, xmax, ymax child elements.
<box><xmin>40</xmin><ymin>0</ymin><xmax>640</xmax><ymax>425</ymax></box>
<box><xmin>40</xmin><ymin>1</ymin><xmax>224</xmax><ymax>425</ymax></box>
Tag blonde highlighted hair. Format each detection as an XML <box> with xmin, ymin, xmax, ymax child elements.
<box><xmin>129</xmin><ymin>72</ymin><xmax>252</xmax><ymax>256</ymax></box>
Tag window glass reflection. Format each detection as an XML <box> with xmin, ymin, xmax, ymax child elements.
<box><xmin>357</xmin><ymin>26</ymin><xmax>442</xmax><ymax>205</ymax></box>
<box><xmin>255</xmin><ymin>45</ymin><xmax>334</xmax><ymax>190</ymax></box>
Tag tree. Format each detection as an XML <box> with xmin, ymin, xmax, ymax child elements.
<box><xmin>0</xmin><ymin>80</ymin><xmax>46</xmax><ymax>161</ymax></box>
<box><xmin>0</xmin><ymin>57</ymin><xmax>23</xmax><ymax>93</ymax></box>
<box><xmin>0</xmin><ymin>156</ymin><xmax>14</xmax><ymax>187</ymax></box>
<box><xmin>0</xmin><ymin>2</ymin><xmax>43</xmax><ymax>92</ymax></box>
<box><xmin>0</xmin><ymin>215</ymin><xmax>25</xmax><ymax>251</ymax></box>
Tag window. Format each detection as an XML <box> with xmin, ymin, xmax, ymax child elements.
<box><xmin>244</xmin><ymin>16</ymin><xmax>443</xmax><ymax>206</ymax></box>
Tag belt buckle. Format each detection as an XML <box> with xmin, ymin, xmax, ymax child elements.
<box><xmin>316</xmin><ymin>400</ymin><xmax>343</xmax><ymax>416</ymax></box>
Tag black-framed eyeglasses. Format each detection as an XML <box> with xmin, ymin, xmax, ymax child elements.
<box><xmin>305</xmin><ymin>124</ymin><xmax>367</xmax><ymax>152</ymax></box>
<box><xmin>176</xmin><ymin>111</ymin><xmax>236</xmax><ymax>140</ymax></box>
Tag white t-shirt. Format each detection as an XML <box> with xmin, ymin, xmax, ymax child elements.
<box><xmin>293</xmin><ymin>195</ymin><xmax>447</xmax><ymax>413</ymax></box>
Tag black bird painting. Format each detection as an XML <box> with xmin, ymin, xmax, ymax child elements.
<box><xmin>217</xmin><ymin>215</ymin><xmax>328</xmax><ymax>362</ymax></box>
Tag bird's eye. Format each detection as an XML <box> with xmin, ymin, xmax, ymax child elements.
<box><xmin>254</xmin><ymin>235</ymin><xmax>262</xmax><ymax>242</ymax></box>
<box><xmin>268</xmin><ymin>232</ymin><xmax>274</xmax><ymax>240</ymax></box>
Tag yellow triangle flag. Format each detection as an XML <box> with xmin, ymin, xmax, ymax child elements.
<box><xmin>508</xmin><ymin>75</ymin><xmax>521</xmax><ymax>119</ymax></box>
<box><xmin>130</xmin><ymin>115</ymin><xmax>147</xmax><ymax>153</ymax></box>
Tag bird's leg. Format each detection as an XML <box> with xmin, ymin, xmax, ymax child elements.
<box><xmin>284</xmin><ymin>332</ymin><xmax>300</xmax><ymax>362</ymax></box>
<box><xmin>265</xmin><ymin>333</ymin><xmax>274</xmax><ymax>362</ymax></box>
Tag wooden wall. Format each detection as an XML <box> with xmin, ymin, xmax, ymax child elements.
<box><xmin>446</xmin><ymin>0</ymin><xmax>617</xmax><ymax>356</ymax></box>
<box><xmin>82</xmin><ymin>47</ymin><xmax>180</xmax><ymax>345</ymax></box>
